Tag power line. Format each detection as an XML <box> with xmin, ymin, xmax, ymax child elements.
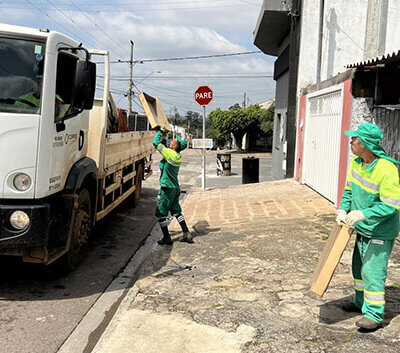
<box><xmin>3</xmin><ymin>2</ymin><xmax>252</xmax><ymax>12</ymax></box>
<box><xmin>107</xmin><ymin>51</ymin><xmax>262</xmax><ymax>64</ymax></box>
<box><xmin>64</xmin><ymin>0</ymin><xmax>126</xmax><ymax>58</ymax></box>
<box><xmin>45</xmin><ymin>0</ymin><xmax>99</xmax><ymax>49</ymax></box>
<box><xmin>24</xmin><ymin>0</ymin><xmax>88</xmax><ymax>41</ymax></box>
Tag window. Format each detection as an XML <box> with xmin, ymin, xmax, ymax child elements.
<box><xmin>54</xmin><ymin>51</ymin><xmax>80</xmax><ymax>122</ymax></box>
<box><xmin>274</xmin><ymin>113</ymin><xmax>281</xmax><ymax>150</ymax></box>
<box><xmin>0</xmin><ymin>36</ymin><xmax>46</xmax><ymax>114</ymax></box>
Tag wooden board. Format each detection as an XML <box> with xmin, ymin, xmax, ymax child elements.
<box><xmin>310</xmin><ymin>224</ymin><xmax>354</xmax><ymax>297</ymax></box>
<box><xmin>138</xmin><ymin>92</ymin><xmax>172</xmax><ymax>131</ymax></box>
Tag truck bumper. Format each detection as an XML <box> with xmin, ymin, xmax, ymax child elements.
<box><xmin>0</xmin><ymin>202</ymin><xmax>50</xmax><ymax>248</ymax></box>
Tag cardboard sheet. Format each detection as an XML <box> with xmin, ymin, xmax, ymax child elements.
<box><xmin>138</xmin><ymin>92</ymin><xmax>172</xmax><ymax>131</ymax></box>
<box><xmin>310</xmin><ymin>224</ymin><xmax>354</xmax><ymax>297</ymax></box>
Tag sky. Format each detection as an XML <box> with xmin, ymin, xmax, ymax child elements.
<box><xmin>0</xmin><ymin>0</ymin><xmax>276</xmax><ymax>116</ymax></box>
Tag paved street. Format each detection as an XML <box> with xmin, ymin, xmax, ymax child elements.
<box><xmin>0</xmin><ymin>187</ymin><xmax>158</xmax><ymax>353</ymax></box>
<box><xmin>3</xmin><ymin>149</ymin><xmax>400</xmax><ymax>353</ymax></box>
<box><xmin>0</xmin><ymin>148</ymin><xmax>271</xmax><ymax>353</ymax></box>
<box><xmin>92</xmin><ymin>179</ymin><xmax>400</xmax><ymax>353</ymax></box>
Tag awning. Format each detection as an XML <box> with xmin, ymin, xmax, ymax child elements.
<box><xmin>347</xmin><ymin>50</ymin><xmax>400</xmax><ymax>68</ymax></box>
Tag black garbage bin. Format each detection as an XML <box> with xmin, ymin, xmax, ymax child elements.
<box><xmin>242</xmin><ymin>157</ymin><xmax>259</xmax><ymax>184</ymax></box>
<box><xmin>216</xmin><ymin>153</ymin><xmax>231</xmax><ymax>176</ymax></box>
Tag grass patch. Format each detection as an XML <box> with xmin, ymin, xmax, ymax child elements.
<box><xmin>212</xmin><ymin>303</ymin><xmax>223</xmax><ymax>309</ymax></box>
<box><xmin>213</xmin><ymin>276</ymin><xmax>222</xmax><ymax>282</ymax></box>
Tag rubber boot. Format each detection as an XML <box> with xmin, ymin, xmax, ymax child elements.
<box><xmin>157</xmin><ymin>218</ymin><xmax>173</xmax><ymax>246</ymax></box>
<box><xmin>180</xmin><ymin>231</ymin><xmax>194</xmax><ymax>244</ymax></box>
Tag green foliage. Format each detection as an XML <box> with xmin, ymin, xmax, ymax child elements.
<box><xmin>209</xmin><ymin>103</ymin><xmax>274</xmax><ymax>149</ymax></box>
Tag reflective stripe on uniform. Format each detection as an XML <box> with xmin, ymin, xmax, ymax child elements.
<box><xmin>346</xmin><ymin>181</ymin><xmax>352</xmax><ymax>188</ymax></box>
<box><xmin>364</xmin><ymin>289</ymin><xmax>385</xmax><ymax>305</ymax></box>
<box><xmin>354</xmin><ymin>279</ymin><xmax>364</xmax><ymax>292</ymax></box>
<box><xmin>177</xmin><ymin>215</ymin><xmax>185</xmax><ymax>223</ymax></box>
<box><xmin>381</xmin><ymin>197</ymin><xmax>400</xmax><ymax>209</ymax></box>
<box><xmin>157</xmin><ymin>144</ymin><xmax>164</xmax><ymax>152</ymax></box>
<box><xmin>167</xmin><ymin>158</ymin><xmax>180</xmax><ymax>167</ymax></box>
<box><xmin>351</xmin><ymin>170</ymin><xmax>380</xmax><ymax>191</ymax></box>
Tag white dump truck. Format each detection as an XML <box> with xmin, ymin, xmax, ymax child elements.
<box><xmin>0</xmin><ymin>24</ymin><xmax>171</xmax><ymax>268</ymax></box>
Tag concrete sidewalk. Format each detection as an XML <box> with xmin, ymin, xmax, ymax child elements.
<box><xmin>92</xmin><ymin>180</ymin><xmax>400</xmax><ymax>353</ymax></box>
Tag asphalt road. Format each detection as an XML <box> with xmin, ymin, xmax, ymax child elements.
<box><xmin>0</xmin><ymin>186</ymin><xmax>158</xmax><ymax>353</ymax></box>
<box><xmin>0</xmin><ymin>148</ymin><xmax>272</xmax><ymax>353</ymax></box>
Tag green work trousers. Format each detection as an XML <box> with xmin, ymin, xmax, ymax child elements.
<box><xmin>155</xmin><ymin>187</ymin><xmax>182</xmax><ymax>219</ymax></box>
<box><xmin>352</xmin><ymin>234</ymin><xmax>395</xmax><ymax>323</ymax></box>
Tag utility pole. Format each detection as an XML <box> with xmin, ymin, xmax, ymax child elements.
<box><xmin>243</xmin><ymin>92</ymin><xmax>247</xmax><ymax>108</ymax></box>
<box><xmin>128</xmin><ymin>40</ymin><xmax>134</xmax><ymax>114</ymax></box>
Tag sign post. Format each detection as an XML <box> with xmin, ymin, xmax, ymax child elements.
<box><xmin>194</xmin><ymin>86</ymin><xmax>213</xmax><ymax>190</ymax></box>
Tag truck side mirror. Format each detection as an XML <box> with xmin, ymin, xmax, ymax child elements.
<box><xmin>71</xmin><ymin>60</ymin><xmax>96</xmax><ymax>110</ymax></box>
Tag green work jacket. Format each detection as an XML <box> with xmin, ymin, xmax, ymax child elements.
<box><xmin>153</xmin><ymin>131</ymin><xmax>182</xmax><ymax>189</ymax></box>
<box><xmin>340</xmin><ymin>156</ymin><xmax>400</xmax><ymax>240</ymax></box>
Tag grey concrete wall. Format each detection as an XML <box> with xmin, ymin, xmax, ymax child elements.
<box><xmin>373</xmin><ymin>108</ymin><xmax>400</xmax><ymax>163</ymax></box>
<box><xmin>349</xmin><ymin>98</ymin><xmax>400</xmax><ymax>167</ymax></box>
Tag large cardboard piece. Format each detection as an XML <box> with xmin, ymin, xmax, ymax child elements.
<box><xmin>138</xmin><ymin>92</ymin><xmax>172</xmax><ymax>131</ymax></box>
<box><xmin>310</xmin><ymin>224</ymin><xmax>354</xmax><ymax>297</ymax></box>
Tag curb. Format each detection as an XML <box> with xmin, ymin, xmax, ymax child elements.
<box><xmin>57</xmin><ymin>224</ymin><xmax>160</xmax><ymax>353</ymax></box>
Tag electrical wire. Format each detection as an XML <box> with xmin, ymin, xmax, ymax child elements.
<box><xmin>64</xmin><ymin>0</ymin><xmax>126</xmax><ymax>58</ymax></box>
<box><xmin>45</xmin><ymin>0</ymin><xmax>99</xmax><ymax>49</ymax></box>
<box><xmin>3</xmin><ymin>2</ymin><xmax>253</xmax><ymax>12</ymax></box>
<box><xmin>107</xmin><ymin>51</ymin><xmax>262</xmax><ymax>64</ymax></box>
<box><xmin>24</xmin><ymin>0</ymin><xmax>89</xmax><ymax>41</ymax></box>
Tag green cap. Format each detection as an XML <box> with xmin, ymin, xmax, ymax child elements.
<box><xmin>176</xmin><ymin>136</ymin><xmax>187</xmax><ymax>152</ymax></box>
<box><xmin>345</xmin><ymin>123</ymin><xmax>399</xmax><ymax>164</ymax></box>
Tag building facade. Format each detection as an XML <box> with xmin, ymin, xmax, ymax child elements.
<box><xmin>254</xmin><ymin>0</ymin><xmax>400</xmax><ymax>205</ymax></box>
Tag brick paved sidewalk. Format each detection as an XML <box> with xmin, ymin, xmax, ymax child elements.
<box><xmin>171</xmin><ymin>179</ymin><xmax>335</xmax><ymax>231</ymax></box>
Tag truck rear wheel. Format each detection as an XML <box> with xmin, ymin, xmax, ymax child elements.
<box><xmin>133</xmin><ymin>164</ymin><xmax>143</xmax><ymax>207</ymax></box>
<box><xmin>65</xmin><ymin>188</ymin><xmax>91</xmax><ymax>270</ymax></box>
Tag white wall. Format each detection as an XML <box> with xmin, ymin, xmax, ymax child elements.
<box><xmin>386</xmin><ymin>0</ymin><xmax>400</xmax><ymax>53</ymax></box>
<box><xmin>297</xmin><ymin>0</ymin><xmax>368</xmax><ymax>94</ymax></box>
<box><xmin>297</xmin><ymin>0</ymin><xmax>320</xmax><ymax>92</ymax></box>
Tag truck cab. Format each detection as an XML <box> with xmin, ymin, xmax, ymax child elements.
<box><xmin>0</xmin><ymin>24</ymin><xmax>96</xmax><ymax>266</ymax></box>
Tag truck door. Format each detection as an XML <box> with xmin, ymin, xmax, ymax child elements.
<box><xmin>48</xmin><ymin>50</ymin><xmax>89</xmax><ymax>194</ymax></box>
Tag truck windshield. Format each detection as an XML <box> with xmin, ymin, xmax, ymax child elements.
<box><xmin>0</xmin><ymin>36</ymin><xmax>46</xmax><ymax>114</ymax></box>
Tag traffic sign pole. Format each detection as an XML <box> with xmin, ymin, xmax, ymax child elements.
<box><xmin>194</xmin><ymin>85</ymin><xmax>213</xmax><ymax>191</ymax></box>
<box><xmin>202</xmin><ymin>105</ymin><xmax>206</xmax><ymax>190</ymax></box>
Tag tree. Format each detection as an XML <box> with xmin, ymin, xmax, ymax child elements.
<box><xmin>209</xmin><ymin>104</ymin><xmax>274</xmax><ymax>150</ymax></box>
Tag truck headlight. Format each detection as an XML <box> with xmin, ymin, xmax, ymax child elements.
<box><xmin>9</xmin><ymin>211</ymin><xmax>30</xmax><ymax>231</ymax></box>
<box><xmin>13</xmin><ymin>173</ymin><xmax>31</xmax><ymax>191</ymax></box>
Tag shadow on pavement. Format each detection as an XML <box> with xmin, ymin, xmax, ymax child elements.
<box><xmin>383</xmin><ymin>286</ymin><xmax>400</xmax><ymax>325</ymax></box>
<box><xmin>318</xmin><ymin>295</ymin><xmax>360</xmax><ymax>324</ymax></box>
<box><xmin>0</xmin><ymin>187</ymin><xmax>158</xmax><ymax>302</ymax></box>
<box><xmin>192</xmin><ymin>220</ymin><xmax>220</xmax><ymax>237</ymax></box>
<box><xmin>319</xmin><ymin>287</ymin><xmax>400</xmax><ymax>326</ymax></box>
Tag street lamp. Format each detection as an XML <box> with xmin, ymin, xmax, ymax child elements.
<box><xmin>137</xmin><ymin>70</ymin><xmax>162</xmax><ymax>84</ymax></box>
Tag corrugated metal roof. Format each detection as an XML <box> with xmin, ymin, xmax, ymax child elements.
<box><xmin>347</xmin><ymin>50</ymin><xmax>400</xmax><ymax>68</ymax></box>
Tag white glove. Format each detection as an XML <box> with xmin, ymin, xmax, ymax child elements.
<box><xmin>345</xmin><ymin>210</ymin><xmax>366</xmax><ymax>226</ymax></box>
<box><xmin>336</xmin><ymin>209</ymin><xmax>347</xmax><ymax>225</ymax></box>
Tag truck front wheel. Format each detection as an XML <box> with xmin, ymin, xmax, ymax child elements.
<box><xmin>66</xmin><ymin>188</ymin><xmax>91</xmax><ymax>269</ymax></box>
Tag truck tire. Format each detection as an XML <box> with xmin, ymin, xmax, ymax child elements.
<box><xmin>133</xmin><ymin>164</ymin><xmax>143</xmax><ymax>207</ymax></box>
<box><xmin>65</xmin><ymin>188</ymin><xmax>91</xmax><ymax>270</ymax></box>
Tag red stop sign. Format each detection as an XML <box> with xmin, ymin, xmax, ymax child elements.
<box><xmin>194</xmin><ymin>86</ymin><xmax>213</xmax><ymax>106</ymax></box>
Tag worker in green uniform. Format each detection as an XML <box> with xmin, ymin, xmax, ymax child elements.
<box><xmin>153</xmin><ymin>128</ymin><xmax>194</xmax><ymax>245</ymax></box>
<box><xmin>336</xmin><ymin>123</ymin><xmax>400</xmax><ymax>330</ymax></box>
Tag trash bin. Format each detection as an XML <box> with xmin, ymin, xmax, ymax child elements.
<box><xmin>216</xmin><ymin>153</ymin><xmax>231</xmax><ymax>176</ymax></box>
<box><xmin>242</xmin><ymin>157</ymin><xmax>259</xmax><ymax>184</ymax></box>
